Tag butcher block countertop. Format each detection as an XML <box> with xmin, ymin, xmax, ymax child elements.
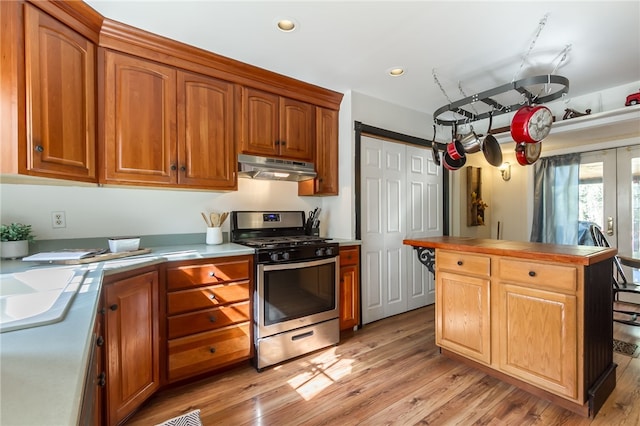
<box><xmin>403</xmin><ymin>236</ymin><xmax>617</xmax><ymax>266</ymax></box>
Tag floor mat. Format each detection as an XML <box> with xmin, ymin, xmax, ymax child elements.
<box><xmin>613</xmin><ymin>339</ymin><xmax>639</xmax><ymax>357</ymax></box>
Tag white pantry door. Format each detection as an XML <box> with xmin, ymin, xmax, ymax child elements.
<box><xmin>361</xmin><ymin>137</ymin><xmax>442</xmax><ymax>324</ymax></box>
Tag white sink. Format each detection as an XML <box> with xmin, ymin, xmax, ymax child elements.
<box><xmin>0</xmin><ymin>267</ymin><xmax>87</xmax><ymax>333</ymax></box>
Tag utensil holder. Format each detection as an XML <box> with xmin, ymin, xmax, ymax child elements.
<box><xmin>206</xmin><ymin>227</ymin><xmax>223</xmax><ymax>245</ymax></box>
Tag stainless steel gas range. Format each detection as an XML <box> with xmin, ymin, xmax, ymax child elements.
<box><xmin>230</xmin><ymin>211</ymin><xmax>340</xmax><ymax>371</ymax></box>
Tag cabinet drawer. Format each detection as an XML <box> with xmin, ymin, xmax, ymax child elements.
<box><xmin>340</xmin><ymin>246</ymin><xmax>359</xmax><ymax>266</ymax></box>
<box><xmin>168</xmin><ymin>323</ymin><xmax>251</xmax><ymax>381</ymax></box>
<box><xmin>499</xmin><ymin>258</ymin><xmax>577</xmax><ymax>292</ymax></box>
<box><xmin>168</xmin><ymin>301</ymin><xmax>250</xmax><ymax>339</ymax></box>
<box><xmin>437</xmin><ymin>250</ymin><xmax>490</xmax><ymax>277</ymax></box>
<box><xmin>168</xmin><ymin>281</ymin><xmax>249</xmax><ymax>315</ymax></box>
<box><xmin>167</xmin><ymin>259</ymin><xmax>250</xmax><ymax>290</ymax></box>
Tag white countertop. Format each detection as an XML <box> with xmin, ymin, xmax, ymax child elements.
<box><xmin>0</xmin><ymin>243</ymin><xmax>254</xmax><ymax>426</ymax></box>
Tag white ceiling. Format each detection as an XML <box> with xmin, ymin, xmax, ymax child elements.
<box><xmin>85</xmin><ymin>1</ymin><xmax>640</xmax><ymax>132</ymax></box>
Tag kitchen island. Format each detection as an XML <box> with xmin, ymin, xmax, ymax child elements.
<box><xmin>403</xmin><ymin>236</ymin><xmax>618</xmax><ymax>417</ymax></box>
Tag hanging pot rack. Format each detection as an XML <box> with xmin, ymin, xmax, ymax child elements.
<box><xmin>433</xmin><ymin>74</ymin><xmax>569</xmax><ymax>127</ymax></box>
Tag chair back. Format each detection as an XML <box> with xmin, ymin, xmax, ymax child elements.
<box><xmin>589</xmin><ymin>224</ymin><xmax>628</xmax><ymax>286</ymax></box>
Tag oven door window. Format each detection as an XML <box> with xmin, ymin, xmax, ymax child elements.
<box><xmin>263</xmin><ymin>261</ymin><xmax>336</xmax><ymax>326</ymax></box>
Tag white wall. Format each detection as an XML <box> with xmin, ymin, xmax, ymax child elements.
<box><xmin>0</xmin><ymin>177</ymin><xmax>322</xmax><ymax>240</ymax></box>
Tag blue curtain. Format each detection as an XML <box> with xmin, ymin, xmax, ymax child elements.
<box><xmin>530</xmin><ymin>153</ymin><xmax>581</xmax><ymax>244</ymax></box>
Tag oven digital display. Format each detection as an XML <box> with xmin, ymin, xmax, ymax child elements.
<box><xmin>263</xmin><ymin>213</ymin><xmax>280</xmax><ymax>222</ymax></box>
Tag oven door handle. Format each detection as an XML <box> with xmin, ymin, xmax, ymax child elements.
<box><xmin>260</xmin><ymin>256</ymin><xmax>338</xmax><ymax>271</ymax></box>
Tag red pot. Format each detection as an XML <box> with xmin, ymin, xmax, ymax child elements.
<box><xmin>510</xmin><ymin>105</ymin><xmax>553</xmax><ymax>143</ymax></box>
<box><xmin>446</xmin><ymin>139</ymin><xmax>465</xmax><ymax>160</ymax></box>
<box><xmin>443</xmin><ymin>151</ymin><xmax>467</xmax><ymax>170</ymax></box>
<box><xmin>515</xmin><ymin>142</ymin><xmax>542</xmax><ymax>166</ymax></box>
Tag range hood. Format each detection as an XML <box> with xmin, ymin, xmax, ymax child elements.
<box><xmin>238</xmin><ymin>154</ymin><xmax>316</xmax><ymax>182</ymax></box>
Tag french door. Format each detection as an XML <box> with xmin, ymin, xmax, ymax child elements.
<box><xmin>579</xmin><ymin>145</ymin><xmax>640</xmax><ymax>280</ymax></box>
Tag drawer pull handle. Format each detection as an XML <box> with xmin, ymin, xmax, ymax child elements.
<box><xmin>209</xmin><ymin>293</ymin><xmax>216</xmax><ymax>300</ymax></box>
<box><xmin>457</xmin><ymin>261</ymin><xmax>463</xmax><ymax>266</ymax></box>
<box><xmin>209</xmin><ymin>347</ymin><xmax>216</xmax><ymax>354</ymax></box>
<box><xmin>97</xmin><ymin>372</ymin><xmax>106</xmax><ymax>387</ymax></box>
<box><xmin>528</xmin><ymin>271</ymin><xmax>536</xmax><ymax>277</ymax></box>
<box><xmin>209</xmin><ymin>271</ymin><xmax>215</xmax><ymax>277</ymax></box>
<box><xmin>209</xmin><ymin>316</ymin><xmax>216</xmax><ymax>323</ymax></box>
<box><xmin>109</xmin><ymin>304</ymin><xmax>118</xmax><ymax>311</ymax></box>
<box><xmin>96</xmin><ymin>336</ymin><xmax>104</xmax><ymax>347</ymax></box>
<box><xmin>292</xmin><ymin>330</ymin><xmax>314</xmax><ymax>341</ymax></box>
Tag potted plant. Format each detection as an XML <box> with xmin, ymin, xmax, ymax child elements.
<box><xmin>1</xmin><ymin>222</ymin><xmax>35</xmax><ymax>259</ymax></box>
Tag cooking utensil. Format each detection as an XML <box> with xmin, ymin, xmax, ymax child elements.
<box><xmin>219</xmin><ymin>212</ymin><xmax>229</xmax><ymax>226</ymax></box>
<box><xmin>510</xmin><ymin>105</ymin><xmax>553</xmax><ymax>143</ymax></box>
<box><xmin>515</xmin><ymin>141</ymin><xmax>542</xmax><ymax>165</ymax></box>
<box><xmin>482</xmin><ymin>112</ymin><xmax>503</xmax><ymax>167</ymax></box>
<box><xmin>201</xmin><ymin>212</ymin><xmax>211</xmax><ymax>227</ymax></box>
<box><xmin>210</xmin><ymin>212</ymin><xmax>220</xmax><ymax>227</ymax></box>
<box><xmin>443</xmin><ymin>151</ymin><xmax>467</xmax><ymax>170</ymax></box>
<box><xmin>459</xmin><ymin>126</ymin><xmax>482</xmax><ymax>154</ymax></box>
<box><xmin>431</xmin><ymin>125</ymin><xmax>441</xmax><ymax>166</ymax></box>
<box><xmin>446</xmin><ymin>139</ymin><xmax>465</xmax><ymax>160</ymax></box>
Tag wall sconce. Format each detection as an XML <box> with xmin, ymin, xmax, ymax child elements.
<box><xmin>499</xmin><ymin>162</ymin><xmax>511</xmax><ymax>181</ymax></box>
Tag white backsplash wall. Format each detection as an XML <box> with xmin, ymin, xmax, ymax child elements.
<box><xmin>0</xmin><ymin>178</ymin><xmax>322</xmax><ymax>240</ymax></box>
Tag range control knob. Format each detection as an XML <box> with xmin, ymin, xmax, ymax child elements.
<box><xmin>270</xmin><ymin>252</ymin><xmax>280</xmax><ymax>262</ymax></box>
<box><xmin>282</xmin><ymin>252</ymin><xmax>290</xmax><ymax>260</ymax></box>
<box><xmin>325</xmin><ymin>247</ymin><xmax>334</xmax><ymax>256</ymax></box>
<box><xmin>315</xmin><ymin>248</ymin><xmax>325</xmax><ymax>257</ymax></box>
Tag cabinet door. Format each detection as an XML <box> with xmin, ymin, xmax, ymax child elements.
<box><xmin>177</xmin><ymin>71</ymin><xmax>236</xmax><ymax>189</ymax></box>
<box><xmin>240</xmin><ymin>87</ymin><xmax>279</xmax><ymax>157</ymax></box>
<box><xmin>24</xmin><ymin>4</ymin><xmax>96</xmax><ymax>181</ymax></box>
<box><xmin>102</xmin><ymin>50</ymin><xmax>177</xmax><ymax>185</ymax></box>
<box><xmin>279</xmin><ymin>97</ymin><xmax>314</xmax><ymax>161</ymax></box>
<box><xmin>497</xmin><ymin>282</ymin><xmax>578</xmax><ymax>399</ymax></box>
<box><xmin>436</xmin><ymin>271</ymin><xmax>491</xmax><ymax>364</ymax></box>
<box><xmin>105</xmin><ymin>270</ymin><xmax>160</xmax><ymax>426</ymax></box>
<box><xmin>299</xmin><ymin>107</ymin><xmax>338</xmax><ymax>195</ymax></box>
<box><xmin>340</xmin><ymin>264</ymin><xmax>359</xmax><ymax>331</ymax></box>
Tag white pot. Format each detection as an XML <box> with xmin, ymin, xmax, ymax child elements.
<box><xmin>1</xmin><ymin>240</ymin><xmax>29</xmax><ymax>259</ymax></box>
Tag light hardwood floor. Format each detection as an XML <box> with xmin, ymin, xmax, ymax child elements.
<box><xmin>125</xmin><ymin>305</ymin><xmax>640</xmax><ymax>426</ymax></box>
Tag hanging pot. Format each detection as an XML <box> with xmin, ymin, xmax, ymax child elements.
<box><xmin>446</xmin><ymin>139</ymin><xmax>465</xmax><ymax>160</ymax></box>
<box><xmin>482</xmin><ymin>112</ymin><xmax>503</xmax><ymax>167</ymax></box>
<box><xmin>459</xmin><ymin>126</ymin><xmax>482</xmax><ymax>154</ymax></box>
<box><xmin>515</xmin><ymin>141</ymin><xmax>542</xmax><ymax>166</ymax></box>
<box><xmin>431</xmin><ymin>125</ymin><xmax>441</xmax><ymax>166</ymax></box>
<box><xmin>443</xmin><ymin>151</ymin><xmax>467</xmax><ymax>171</ymax></box>
<box><xmin>510</xmin><ymin>105</ymin><xmax>553</xmax><ymax>143</ymax></box>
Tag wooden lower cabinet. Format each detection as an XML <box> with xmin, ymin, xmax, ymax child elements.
<box><xmin>413</xmin><ymin>237</ymin><xmax>618</xmax><ymax>417</ymax></box>
<box><xmin>165</xmin><ymin>255</ymin><xmax>254</xmax><ymax>383</ymax></box>
<box><xmin>436</xmin><ymin>271</ymin><xmax>491</xmax><ymax>364</ymax></box>
<box><xmin>102</xmin><ymin>267</ymin><xmax>160</xmax><ymax>426</ymax></box>
<box><xmin>339</xmin><ymin>246</ymin><xmax>360</xmax><ymax>331</ymax></box>
<box><xmin>497</xmin><ymin>282</ymin><xmax>578</xmax><ymax>398</ymax></box>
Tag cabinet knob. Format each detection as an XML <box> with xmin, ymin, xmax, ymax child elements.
<box><xmin>97</xmin><ymin>372</ymin><xmax>106</xmax><ymax>387</ymax></box>
<box><xmin>34</xmin><ymin>145</ymin><xmax>44</xmax><ymax>152</ymax></box>
<box><xmin>208</xmin><ymin>293</ymin><xmax>216</xmax><ymax>300</ymax></box>
<box><xmin>209</xmin><ymin>271</ymin><xmax>215</xmax><ymax>277</ymax></box>
<box><xmin>280</xmin><ymin>141</ymin><xmax>286</xmax><ymax>146</ymax></box>
<box><xmin>96</xmin><ymin>336</ymin><xmax>104</xmax><ymax>347</ymax></box>
<box><xmin>109</xmin><ymin>304</ymin><xmax>118</xmax><ymax>311</ymax></box>
<box><xmin>209</xmin><ymin>347</ymin><xmax>216</xmax><ymax>354</ymax></box>
<box><xmin>275</xmin><ymin>140</ymin><xmax>280</xmax><ymax>146</ymax></box>
<box><xmin>528</xmin><ymin>271</ymin><xmax>536</xmax><ymax>277</ymax></box>
<box><xmin>180</xmin><ymin>165</ymin><xmax>186</xmax><ymax>172</ymax></box>
<box><xmin>170</xmin><ymin>164</ymin><xmax>177</xmax><ymax>171</ymax></box>
<box><xmin>457</xmin><ymin>260</ymin><xmax>463</xmax><ymax>266</ymax></box>
<box><xmin>209</xmin><ymin>316</ymin><xmax>216</xmax><ymax>323</ymax></box>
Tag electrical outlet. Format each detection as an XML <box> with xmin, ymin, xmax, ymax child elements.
<box><xmin>52</xmin><ymin>211</ymin><xmax>66</xmax><ymax>228</ymax></box>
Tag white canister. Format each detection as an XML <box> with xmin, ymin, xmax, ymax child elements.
<box><xmin>206</xmin><ymin>227</ymin><xmax>223</xmax><ymax>245</ymax></box>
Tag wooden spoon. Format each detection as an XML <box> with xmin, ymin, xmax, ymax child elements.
<box><xmin>210</xmin><ymin>212</ymin><xmax>220</xmax><ymax>227</ymax></box>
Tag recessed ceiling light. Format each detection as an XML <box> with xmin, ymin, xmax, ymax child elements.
<box><xmin>276</xmin><ymin>19</ymin><xmax>297</xmax><ymax>32</ymax></box>
<box><xmin>388</xmin><ymin>67</ymin><xmax>405</xmax><ymax>77</ymax></box>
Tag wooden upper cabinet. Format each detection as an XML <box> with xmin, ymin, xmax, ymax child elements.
<box><xmin>177</xmin><ymin>71</ymin><xmax>236</xmax><ymax>189</ymax></box>
<box><xmin>101</xmin><ymin>50</ymin><xmax>177</xmax><ymax>185</ymax></box>
<box><xmin>240</xmin><ymin>87</ymin><xmax>314</xmax><ymax>162</ymax></box>
<box><xmin>24</xmin><ymin>4</ymin><xmax>96</xmax><ymax>182</ymax></box>
<box><xmin>299</xmin><ymin>107</ymin><xmax>339</xmax><ymax>196</ymax></box>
